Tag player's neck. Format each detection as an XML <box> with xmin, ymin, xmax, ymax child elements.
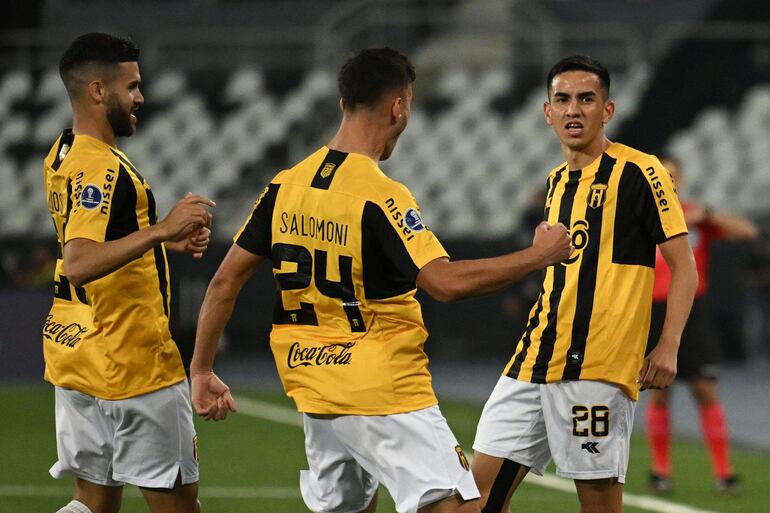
<box><xmin>563</xmin><ymin>136</ymin><xmax>612</xmax><ymax>171</ymax></box>
<box><xmin>71</xmin><ymin>108</ymin><xmax>117</xmax><ymax>148</ymax></box>
<box><xmin>327</xmin><ymin>116</ymin><xmax>387</xmax><ymax>163</ymax></box>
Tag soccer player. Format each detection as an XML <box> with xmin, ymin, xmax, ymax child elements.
<box><xmin>646</xmin><ymin>156</ymin><xmax>758</xmax><ymax>495</ymax></box>
<box><xmin>190</xmin><ymin>48</ymin><xmax>573</xmax><ymax>513</ymax></box>
<box><xmin>43</xmin><ymin>33</ymin><xmax>215</xmax><ymax>513</ymax></box>
<box><xmin>470</xmin><ymin>55</ymin><xmax>699</xmax><ymax>513</ymax></box>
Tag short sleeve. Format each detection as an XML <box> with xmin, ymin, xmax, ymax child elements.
<box><xmin>632</xmin><ymin>157</ymin><xmax>688</xmax><ymax>244</ymax></box>
<box><xmin>234</xmin><ymin>183</ymin><xmax>280</xmax><ymax>256</ymax></box>
<box><xmin>370</xmin><ymin>183</ymin><xmax>448</xmax><ymax>278</ymax></box>
<box><xmin>64</xmin><ymin>158</ymin><xmax>129</xmax><ymax>243</ymax></box>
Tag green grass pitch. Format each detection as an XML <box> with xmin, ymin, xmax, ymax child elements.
<box><xmin>1</xmin><ymin>386</ymin><xmax>768</xmax><ymax>513</ymax></box>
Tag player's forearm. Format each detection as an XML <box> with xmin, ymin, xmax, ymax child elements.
<box><xmin>64</xmin><ymin>224</ymin><xmax>165</xmax><ymax>287</ymax></box>
<box><xmin>190</xmin><ymin>279</ymin><xmax>239</xmax><ymax>373</ymax></box>
<box><xmin>659</xmin><ymin>258</ymin><xmax>698</xmax><ymax>345</ymax></box>
<box><xmin>420</xmin><ymin>248</ymin><xmax>542</xmax><ymax>302</ymax></box>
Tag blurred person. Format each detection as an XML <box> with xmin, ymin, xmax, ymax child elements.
<box><xmin>15</xmin><ymin>242</ymin><xmax>56</xmax><ymax>289</ymax></box>
<box><xmin>43</xmin><ymin>33</ymin><xmax>215</xmax><ymax>513</ymax></box>
<box><xmin>471</xmin><ymin>55</ymin><xmax>698</xmax><ymax>513</ymax></box>
<box><xmin>645</xmin><ymin>156</ymin><xmax>759</xmax><ymax>496</ymax></box>
<box><xmin>190</xmin><ymin>47</ymin><xmax>573</xmax><ymax>513</ymax></box>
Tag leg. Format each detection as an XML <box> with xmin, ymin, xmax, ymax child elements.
<box><xmin>471</xmin><ymin>452</ymin><xmax>529</xmax><ymax>513</ymax></box>
<box><xmin>690</xmin><ymin>378</ymin><xmax>737</xmax><ymax>489</ymax></box>
<box><xmin>417</xmin><ymin>493</ymin><xmax>480</xmax><ymax>513</ymax></box>
<box><xmin>69</xmin><ymin>478</ymin><xmax>123</xmax><ymax>513</ymax></box>
<box><xmin>574</xmin><ymin>478</ymin><xmax>623</xmax><ymax>513</ymax></box>
<box><xmin>141</xmin><ymin>472</ymin><xmax>200</xmax><ymax>513</ymax></box>
<box><xmin>645</xmin><ymin>388</ymin><xmax>672</xmax><ymax>493</ymax></box>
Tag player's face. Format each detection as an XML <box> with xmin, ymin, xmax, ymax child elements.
<box><xmin>381</xmin><ymin>84</ymin><xmax>412</xmax><ymax>161</ymax></box>
<box><xmin>545</xmin><ymin>70</ymin><xmax>614</xmax><ymax>152</ymax></box>
<box><xmin>105</xmin><ymin>61</ymin><xmax>143</xmax><ymax>137</ymax></box>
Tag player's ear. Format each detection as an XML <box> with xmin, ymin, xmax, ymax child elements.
<box><xmin>86</xmin><ymin>79</ymin><xmax>107</xmax><ymax>105</ymax></box>
<box><xmin>602</xmin><ymin>100</ymin><xmax>615</xmax><ymax>125</ymax></box>
<box><xmin>390</xmin><ymin>95</ymin><xmax>403</xmax><ymax>124</ymax></box>
<box><xmin>544</xmin><ymin>101</ymin><xmax>553</xmax><ymax>126</ymax></box>
<box><xmin>339</xmin><ymin>98</ymin><xmax>344</xmax><ymax>113</ymax></box>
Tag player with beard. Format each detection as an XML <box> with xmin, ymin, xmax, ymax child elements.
<box><xmin>43</xmin><ymin>33</ymin><xmax>215</xmax><ymax>513</ymax></box>
<box><xmin>190</xmin><ymin>47</ymin><xmax>572</xmax><ymax>513</ymax></box>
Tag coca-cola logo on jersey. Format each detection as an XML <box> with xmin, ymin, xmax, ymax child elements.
<box><xmin>43</xmin><ymin>315</ymin><xmax>88</xmax><ymax>348</ymax></box>
<box><xmin>287</xmin><ymin>341</ymin><xmax>354</xmax><ymax>368</ymax></box>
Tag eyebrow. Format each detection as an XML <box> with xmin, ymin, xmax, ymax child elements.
<box><xmin>552</xmin><ymin>90</ymin><xmax>597</xmax><ymax>99</ymax></box>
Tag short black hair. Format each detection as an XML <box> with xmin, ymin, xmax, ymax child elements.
<box><xmin>338</xmin><ymin>47</ymin><xmax>415</xmax><ymax>110</ymax></box>
<box><xmin>59</xmin><ymin>33</ymin><xmax>140</xmax><ymax>97</ymax></box>
<box><xmin>546</xmin><ymin>55</ymin><xmax>610</xmax><ymax>99</ymax></box>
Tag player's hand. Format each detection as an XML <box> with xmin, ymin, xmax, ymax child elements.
<box><xmin>191</xmin><ymin>371</ymin><xmax>237</xmax><ymax>421</ymax></box>
<box><xmin>165</xmin><ymin>227</ymin><xmax>211</xmax><ymax>259</ymax></box>
<box><xmin>638</xmin><ymin>335</ymin><xmax>678</xmax><ymax>390</ymax></box>
<box><xmin>157</xmin><ymin>192</ymin><xmax>215</xmax><ymax>242</ymax></box>
<box><xmin>532</xmin><ymin>221</ymin><xmax>574</xmax><ymax>267</ymax></box>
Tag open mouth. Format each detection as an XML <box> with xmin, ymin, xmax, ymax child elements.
<box><xmin>565</xmin><ymin>121</ymin><xmax>583</xmax><ymax>136</ymax></box>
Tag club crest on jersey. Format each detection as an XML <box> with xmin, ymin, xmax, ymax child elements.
<box><xmin>320</xmin><ymin>163</ymin><xmax>336</xmax><ymax>178</ymax></box>
<box><xmin>80</xmin><ymin>184</ymin><xmax>103</xmax><ymax>210</ymax></box>
<box><xmin>404</xmin><ymin>208</ymin><xmax>425</xmax><ymax>231</ymax></box>
<box><xmin>588</xmin><ymin>184</ymin><xmax>607</xmax><ymax>209</ymax></box>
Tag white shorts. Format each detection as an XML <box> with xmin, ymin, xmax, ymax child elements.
<box><xmin>50</xmin><ymin>379</ymin><xmax>199</xmax><ymax>488</ymax></box>
<box><xmin>301</xmin><ymin>405</ymin><xmax>479</xmax><ymax>513</ymax></box>
<box><xmin>473</xmin><ymin>377</ymin><xmax>635</xmax><ymax>483</ymax></box>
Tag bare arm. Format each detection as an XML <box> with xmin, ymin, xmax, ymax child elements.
<box><xmin>685</xmin><ymin>204</ymin><xmax>759</xmax><ymax>241</ymax></box>
<box><xmin>416</xmin><ymin>222</ymin><xmax>573</xmax><ymax>302</ymax></box>
<box><xmin>190</xmin><ymin>244</ymin><xmax>266</xmax><ymax>420</ymax></box>
<box><xmin>64</xmin><ymin>194</ymin><xmax>215</xmax><ymax>287</ymax></box>
<box><xmin>638</xmin><ymin>234</ymin><xmax>698</xmax><ymax>390</ymax></box>
<box><xmin>707</xmin><ymin>212</ymin><xmax>759</xmax><ymax>241</ymax></box>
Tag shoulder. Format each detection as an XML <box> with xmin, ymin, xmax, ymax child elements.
<box><xmin>63</xmin><ymin>139</ymin><xmax>120</xmax><ymax>176</ymax></box>
<box><xmin>612</xmin><ymin>143</ymin><xmax>661</xmax><ymax>171</ymax></box>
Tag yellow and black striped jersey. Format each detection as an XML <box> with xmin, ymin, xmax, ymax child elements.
<box><xmin>504</xmin><ymin>143</ymin><xmax>687</xmax><ymax>400</ymax></box>
<box><xmin>235</xmin><ymin>147</ymin><xmax>448</xmax><ymax>415</ymax></box>
<box><xmin>42</xmin><ymin>130</ymin><xmax>186</xmax><ymax>399</ymax></box>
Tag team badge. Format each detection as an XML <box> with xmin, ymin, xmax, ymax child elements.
<box><xmin>588</xmin><ymin>184</ymin><xmax>607</xmax><ymax>209</ymax></box>
<box><xmin>80</xmin><ymin>184</ymin><xmax>103</xmax><ymax>210</ymax></box>
<box><xmin>404</xmin><ymin>208</ymin><xmax>425</xmax><ymax>231</ymax></box>
<box><xmin>320</xmin><ymin>163</ymin><xmax>336</xmax><ymax>178</ymax></box>
<box><xmin>455</xmin><ymin>445</ymin><xmax>470</xmax><ymax>471</ymax></box>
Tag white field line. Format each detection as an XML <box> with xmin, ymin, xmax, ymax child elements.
<box><xmin>231</xmin><ymin>395</ymin><xmax>724</xmax><ymax>513</ymax></box>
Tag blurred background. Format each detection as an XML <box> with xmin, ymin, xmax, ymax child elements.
<box><xmin>1</xmin><ymin>0</ymin><xmax>769</xmax><ymax>448</ymax></box>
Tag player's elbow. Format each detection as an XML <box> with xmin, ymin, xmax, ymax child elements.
<box><xmin>63</xmin><ymin>260</ymin><xmax>87</xmax><ymax>288</ymax></box>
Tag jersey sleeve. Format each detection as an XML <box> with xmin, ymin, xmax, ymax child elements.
<box><xmin>64</xmin><ymin>155</ymin><xmax>124</xmax><ymax>243</ymax></box>
<box><xmin>635</xmin><ymin>157</ymin><xmax>688</xmax><ymax>244</ymax></box>
<box><xmin>367</xmin><ymin>183</ymin><xmax>448</xmax><ymax>280</ymax></box>
<box><xmin>234</xmin><ymin>183</ymin><xmax>280</xmax><ymax>256</ymax></box>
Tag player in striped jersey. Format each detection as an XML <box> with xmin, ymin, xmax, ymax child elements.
<box><xmin>472</xmin><ymin>56</ymin><xmax>699</xmax><ymax>513</ymax></box>
<box><xmin>45</xmin><ymin>33</ymin><xmax>214</xmax><ymax>513</ymax></box>
<box><xmin>190</xmin><ymin>48</ymin><xmax>572</xmax><ymax>513</ymax></box>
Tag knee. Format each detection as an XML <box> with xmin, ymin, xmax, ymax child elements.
<box><xmin>195</xmin><ymin>498</ymin><xmax>202</xmax><ymax>513</ymax></box>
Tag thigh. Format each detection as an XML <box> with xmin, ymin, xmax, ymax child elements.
<box><xmin>335</xmin><ymin>406</ymin><xmax>480</xmax><ymax>513</ymax></box>
<box><xmin>473</xmin><ymin>376</ymin><xmax>551</xmax><ymax>475</ymax></box>
<box><xmin>110</xmin><ymin>380</ymin><xmax>199</xmax><ymax>489</ymax></box>
<box><xmin>542</xmin><ymin>380</ymin><xmax>635</xmax><ymax>483</ymax></box>
<box><xmin>50</xmin><ymin>386</ymin><xmax>123</xmax><ymax>486</ymax></box>
<box><xmin>301</xmin><ymin>414</ymin><xmax>378</xmax><ymax>513</ymax></box>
